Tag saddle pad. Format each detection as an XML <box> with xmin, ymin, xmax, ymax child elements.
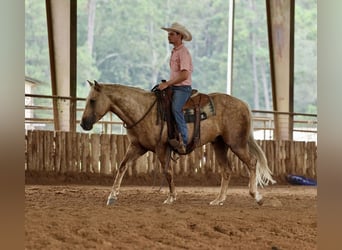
<box><xmin>183</xmin><ymin>96</ymin><xmax>215</xmax><ymax>123</ymax></box>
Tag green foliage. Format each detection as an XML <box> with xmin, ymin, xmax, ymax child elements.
<box><xmin>25</xmin><ymin>0</ymin><xmax>316</xmax><ymax>113</ymax></box>
<box><xmin>25</xmin><ymin>0</ymin><xmax>51</xmax><ymax>95</ymax></box>
<box><xmin>294</xmin><ymin>0</ymin><xmax>317</xmax><ymax>113</ymax></box>
<box><xmin>77</xmin><ymin>45</ymin><xmax>101</xmax><ymax>97</ymax></box>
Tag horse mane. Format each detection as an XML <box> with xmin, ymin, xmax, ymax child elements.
<box><xmin>99</xmin><ymin>83</ymin><xmax>151</xmax><ymax>95</ymax></box>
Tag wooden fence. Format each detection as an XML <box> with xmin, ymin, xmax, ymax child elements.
<box><xmin>25</xmin><ymin>130</ymin><xmax>317</xmax><ymax>178</ymax></box>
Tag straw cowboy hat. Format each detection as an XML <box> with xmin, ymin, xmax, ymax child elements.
<box><xmin>161</xmin><ymin>22</ymin><xmax>192</xmax><ymax>41</ymax></box>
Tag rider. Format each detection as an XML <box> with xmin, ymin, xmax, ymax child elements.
<box><xmin>157</xmin><ymin>22</ymin><xmax>193</xmax><ymax>154</ymax></box>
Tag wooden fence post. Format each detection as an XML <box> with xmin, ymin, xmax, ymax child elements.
<box><xmin>74</xmin><ymin>132</ymin><xmax>81</xmax><ymax>172</ymax></box>
<box><xmin>100</xmin><ymin>134</ymin><xmax>111</xmax><ymax>174</ymax></box>
<box><xmin>307</xmin><ymin>141</ymin><xmax>317</xmax><ymax>178</ymax></box>
<box><xmin>43</xmin><ymin>131</ymin><xmax>54</xmax><ymax>171</ymax></box>
<box><xmin>54</xmin><ymin>131</ymin><xmax>67</xmax><ymax>173</ymax></box>
<box><xmin>80</xmin><ymin>133</ymin><xmax>90</xmax><ymax>172</ymax></box>
<box><xmin>115</xmin><ymin>135</ymin><xmax>125</xmax><ymax>174</ymax></box>
<box><xmin>26</xmin><ymin>130</ymin><xmax>34</xmax><ymax>171</ymax></box>
<box><xmin>110</xmin><ymin>134</ymin><xmax>118</xmax><ymax>174</ymax></box>
<box><xmin>65</xmin><ymin>131</ymin><xmax>73</xmax><ymax>172</ymax></box>
<box><xmin>295</xmin><ymin>142</ymin><xmax>305</xmax><ymax>175</ymax></box>
<box><xmin>90</xmin><ymin>134</ymin><xmax>100</xmax><ymax>173</ymax></box>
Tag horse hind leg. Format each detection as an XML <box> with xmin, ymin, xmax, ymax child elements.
<box><xmin>230</xmin><ymin>145</ymin><xmax>263</xmax><ymax>205</ymax></box>
<box><xmin>107</xmin><ymin>144</ymin><xmax>146</xmax><ymax>205</ymax></box>
<box><xmin>209</xmin><ymin>139</ymin><xmax>232</xmax><ymax>206</ymax></box>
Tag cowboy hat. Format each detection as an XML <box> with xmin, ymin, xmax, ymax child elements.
<box><xmin>161</xmin><ymin>22</ymin><xmax>192</xmax><ymax>41</ymax></box>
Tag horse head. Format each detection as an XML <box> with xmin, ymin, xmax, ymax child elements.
<box><xmin>80</xmin><ymin>80</ymin><xmax>111</xmax><ymax>130</ymax></box>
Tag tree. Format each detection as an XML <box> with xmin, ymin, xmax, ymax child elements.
<box><xmin>294</xmin><ymin>0</ymin><xmax>317</xmax><ymax>113</ymax></box>
<box><xmin>25</xmin><ymin>0</ymin><xmax>51</xmax><ymax>94</ymax></box>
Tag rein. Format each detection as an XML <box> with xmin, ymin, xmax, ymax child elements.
<box><xmin>123</xmin><ymin>98</ymin><xmax>157</xmax><ymax>129</ymax></box>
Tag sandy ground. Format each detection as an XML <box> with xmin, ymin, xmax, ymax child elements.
<box><xmin>25</xmin><ymin>184</ymin><xmax>317</xmax><ymax>249</ymax></box>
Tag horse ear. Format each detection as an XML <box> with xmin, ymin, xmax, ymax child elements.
<box><xmin>94</xmin><ymin>80</ymin><xmax>101</xmax><ymax>92</ymax></box>
<box><xmin>87</xmin><ymin>80</ymin><xmax>93</xmax><ymax>87</ymax></box>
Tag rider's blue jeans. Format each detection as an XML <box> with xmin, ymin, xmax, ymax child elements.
<box><xmin>171</xmin><ymin>85</ymin><xmax>192</xmax><ymax>145</ymax></box>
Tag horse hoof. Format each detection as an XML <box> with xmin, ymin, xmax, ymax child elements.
<box><xmin>163</xmin><ymin>195</ymin><xmax>176</xmax><ymax>204</ymax></box>
<box><xmin>163</xmin><ymin>199</ymin><xmax>174</xmax><ymax>204</ymax></box>
<box><xmin>209</xmin><ymin>200</ymin><xmax>224</xmax><ymax>206</ymax></box>
<box><xmin>257</xmin><ymin>199</ymin><xmax>264</xmax><ymax>206</ymax></box>
<box><xmin>106</xmin><ymin>197</ymin><xmax>116</xmax><ymax>206</ymax></box>
<box><xmin>255</xmin><ymin>193</ymin><xmax>263</xmax><ymax>206</ymax></box>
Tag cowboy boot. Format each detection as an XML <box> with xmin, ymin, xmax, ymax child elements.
<box><xmin>168</xmin><ymin>138</ymin><xmax>186</xmax><ymax>154</ymax></box>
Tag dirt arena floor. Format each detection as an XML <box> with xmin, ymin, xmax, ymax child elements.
<box><xmin>25</xmin><ymin>174</ymin><xmax>317</xmax><ymax>250</ymax></box>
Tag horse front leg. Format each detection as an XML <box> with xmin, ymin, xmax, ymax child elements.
<box><xmin>158</xmin><ymin>146</ymin><xmax>176</xmax><ymax>204</ymax></box>
<box><xmin>107</xmin><ymin>143</ymin><xmax>146</xmax><ymax>205</ymax></box>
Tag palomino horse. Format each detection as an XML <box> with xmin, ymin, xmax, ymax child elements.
<box><xmin>80</xmin><ymin>80</ymin><xmax>275</xmax><ymax>205</ymax></box>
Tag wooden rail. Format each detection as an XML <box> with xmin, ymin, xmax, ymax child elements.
<box><xmin>25</xmin><ymin>93</ymin><xmax>317</xmax><ymax>140</ymax></box>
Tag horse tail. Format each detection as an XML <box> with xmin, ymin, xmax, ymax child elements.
<box><xmin>248</xmin><ymin>134</ymin><xmax>276</xmax><ymax>187</ymax></box>
<box><xmin>244</xmin><ymin>103</ymin><xmax>275</xmax><ymax>187</ymax></box>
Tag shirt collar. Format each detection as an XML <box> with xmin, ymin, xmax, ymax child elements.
<box><xmin>172</xmin><ymin>44</ymin><xmax>184</xmax><ymax>51</ymax></box>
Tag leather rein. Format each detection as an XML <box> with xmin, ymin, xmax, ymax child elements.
<box><xmin>123</xmin><ymin>98</ymin><xmax>157</xmax><ymax>129</ymax></box>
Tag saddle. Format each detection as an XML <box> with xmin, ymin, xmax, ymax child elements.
<box><xmin>152</xmin><ymin>85</ymin><xmax>215</xmax><ymax>154</ymax></box>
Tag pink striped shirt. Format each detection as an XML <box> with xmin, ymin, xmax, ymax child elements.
<box><xmin>169</xmin><ymin>44</ymin><xmax>193</xmax><ymax>86</ymax></box>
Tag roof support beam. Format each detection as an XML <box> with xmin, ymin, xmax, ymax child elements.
<box><xmin>266</xmin><ymin>0</ymin><xmax>295</xmax><ymax>140</ymax></box>
<box><xmin>46</xmin><ymin>0</ymin><xmax>77</xmax><ymax>131</ymax></box>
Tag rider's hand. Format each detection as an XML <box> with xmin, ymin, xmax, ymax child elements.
<box><xmin>157</xmin><ymin>81</ymin><xmax>169</xmax><ymax>91</ymax></box>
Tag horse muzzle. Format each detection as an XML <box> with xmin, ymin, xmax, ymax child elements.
<box><xmin>80</xmin><ymin>119</ymin><xmax>93</xmax><ymax>131</ymax></box>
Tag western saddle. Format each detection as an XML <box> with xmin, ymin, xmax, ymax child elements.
<box><xmin>152</xmin><ymin>85</ymin><xmax>215</xmax><ymax>154</ymax></box>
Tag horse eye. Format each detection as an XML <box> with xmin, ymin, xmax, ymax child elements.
<box><xmin>90</xmin><ymin>99</ymin><xmax>96</xmax><ymax>105</ymax></box>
